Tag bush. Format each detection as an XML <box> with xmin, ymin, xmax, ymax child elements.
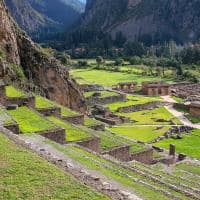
<box><xmin>129</xmin><ymin>56</ymin><xmax>141</xmax><ymax>65</ymax></box>
<box><xmin>114</xmin><ymin>58</ymin><xmax>124</xmax><ymax>66</ymax></box>
<box><xmin>78</xmin><ymin>60</ymin><xmax>88</xmax><ymax>67</ymax></box>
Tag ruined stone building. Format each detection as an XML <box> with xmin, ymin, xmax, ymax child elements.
<box><xmin>189</xmin><ymin>101</ymin><xmax>200</xmax><ymax>117</ymax></box>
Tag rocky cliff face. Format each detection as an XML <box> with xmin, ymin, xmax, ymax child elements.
<box><xmin>81</xmin><ymin>0</ymin><xmax>200</xmax><ymax>43</ymax></box>
<box><xmin>0</xmin><ymin>0</ymin><xmax>86</xmax><ymax>112</ymax></box>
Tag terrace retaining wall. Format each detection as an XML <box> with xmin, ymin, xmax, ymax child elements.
<box><xmin>130</xmin><ymin>149</ymin><xmax>153</xmax><ymax>164</ymax></box>
<box><xmin>37</xmin><ymin>107</ymin><xmax>61</xmax><ymax>117</ymax></box>
<box><xmin>86</xmin><ymin>94</ymin><xmax>126</xmax><ymax>105</ymax></box>
<box><xmin>117</xmin><ymin>101</ymin><xmax>165</xmax><ymax>113</ymax></box>
<box><xmin>39</xmin><ymin>128</ymin><xmax>66</xmax><ymax>144</ymax></box>
<box><xmin>89</xmin><ymin>124</ymin><xmax>105</xmax><ymax>131</ymax></box>
<box><xmin>173</xmin><ymin>103</ymin><xmax>189</xmax><ymax>112</ymax></box>
<box><xmin>80</xmin><ymin>84</ymin><xmax>103</xmax><ymax>92</ymax></box>
<box><xmin>102</xmin><ymin>146</ymin><xmax>131</xmax><ymax>162</ymax></box>
<box><xmin>4</xmin><ymin>123</ymin><xmax>19</xmax><ymax>134</ymax></box>
<box><xmin>0</xmin><ymin>86</ymin><xmax>7</xmax><ymax>105</ymax></box>
<box><xmin>7</xmin><ymin>96</ymin><xmax>35</xmax><ymax>108</ymax></box>
<box><xmin>62</xmin><ymin>114</ymin><xmax>84</xmax><ymax>125</ymax></box>
<box><xmin>77</xmin><ymin>137</ymin><xmax>100</xmax><ymax>152</ymax></box>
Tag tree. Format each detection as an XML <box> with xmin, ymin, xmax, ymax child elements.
<box><xmin>129</xmin><ymin>56</ymin><xmax>141</xmax><ymax>65</ymax></box>
<box><xmin>96</xmin><ymin>56</ymin><xmax>104</xmax><ymax>69</ymax></box>
<box><xmin>124</xmin><ymin>42</ymin><xmax>146</xmax><ymax>57</ymax></box>
<box><xmin>114</xmin><ymin>58</ymin><xmax>124</xmax><ymax>66</ymax></box>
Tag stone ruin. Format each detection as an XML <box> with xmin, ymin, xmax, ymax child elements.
<box><xmin>92</xmin><ymin>104</ymin><xmax>129</xmax><ymax>125</ymax></box>
<box><xmin>114</xmin><ymin>82</ymin><xmax>137</xmax><ymax>93</ymax></box>
<box><xmin>142</xmin><ymin>81</ymin><xmax>170</xmax><ymax>96</ymax></box>
<box><xmin>189</xmin><ymin>101</ymin><xmax>200</xmax><ymax>117</ymax></box>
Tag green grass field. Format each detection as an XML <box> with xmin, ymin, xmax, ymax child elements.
<box><xmin>48</xmin><ymin>116</ymin><xmax>91</xmax><ymax>142</ymax></box>
<box><xmin>84</xmin><ymin>117</ymin><xmax>102</xmax><ymax>126</ymax></box>
<box><xmin>118</xmin><ymin>107</ymin><xmax>181</xmax><ymax>125</ymax></box>
<box><xmin>84</xmin><ymin>90</ymin><xmax>118</xmax><ymax>98</ymax></box>
<box><xmin>8</xmin><ymin>107</ymin><xmax>56</xmax><ymax>133</ymax></box>
<box><xmin>70</xmin><ymin>69</ymin><xmax>174</xmax><ymax>87</ymax></box>
<box><xmin>107</xmin><ymin>95</ymin><xmax>161</xmax><ymax>111</ymax></box>
<box><xmin>109</xmin><ymin>126</ymin><xmax>171</xmax><ymax>142</ymax></box>
<box><xmin>155</xmin><ymin>129</ymin><xmax>200</xmax><ymax>159</ymax></box>
<box><xmin>0</xmin><ymin>133</ymin><xmax>108</xmax><ymax>200</ymax></box>
<box><xmin>35</xmin><ymin>96</ymin><xmax>55</xmax><ymax>109</ymax></box>
<box><xmin>6</xmin><ymin>86</ymin><xmax>26</xmax><ymax>98</ymax></box>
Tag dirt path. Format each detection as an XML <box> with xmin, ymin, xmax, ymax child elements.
<box><xmin>162</xmin><ymin>96</ymin><xmax>200</xmax><ymax>129</ymax></box>
<box><xmin>0</xmin><ymin>126</ymin><xmax>142</xmax><ymax>200</ymax></box>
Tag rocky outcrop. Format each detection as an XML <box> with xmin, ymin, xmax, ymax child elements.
<box><xmin>0</xmin><ymin>0</ymin><xmax>86</xmax><ymax>112</ymax></box>
<box><xmin>81</xmin><ymin>0</ymin><xmax>200</xmax><ymax>43</ymax></box>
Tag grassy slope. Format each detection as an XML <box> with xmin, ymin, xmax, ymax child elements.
<box><xmin>6</xmin><ymin>86</ymin><xmax>26</xmax><ymax>98</ymax></box>
<box><xmin>0</xmin><ymin>133</ymin><xmax>108</xmax><ymax>200</ymax></box>
<box><xmin>110</xmin><ymin>126</ymin><xmax>171</xmax><ymax>142</ymax></box>
<box><xmin>8</xmin><ymin>107</ymin><xmax>56</xmax><ymax>133</ymax></box>
<box><xmin>155</xmin><ymin>129</ymin><xmax>200</xmax><ymax>159</ymax></box>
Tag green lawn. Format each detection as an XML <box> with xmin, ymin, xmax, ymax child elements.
<box><xmin>60</xmin><ymin>106</ymin><xmax>79</xmax><ymax>117</ymax></box>
<box><xmin>187</xmin><ymin>115</ymin><xmax>200</xmax><ymax>124</ymax></box>
<box><xmin>48</xmin><ymin>116</ymin><xmax>91</xmax><ymax>142</ymax></box>
<box><xmin>109</xmin><ymin>126</ymin><xmax>171</xmax><ymax>142</ymax></box>
<box><xmin>8</xmin><ymin>107</ymin><xmax>56</xmax><ymax>133</ymax></box>
<box><xmin>6</xmin><ymin>86</ymin><xmax>26</xmax><ymax>98</ymax></box>
<box><xmin>70</xmin><ymin>69</ymin><xmax>174</xmax><ymax>87</ymax></box>
<box><xmin>155</xmin><ymin>129</ymin><xmax>200</xmax><ymax>159</ymax></box>
<box><xmin>107</xmin><ymin>95</ymin><xmax>161</xmax><ymax>111</ymax></box>
<box><xmin>118</xmin><ymin>107</ymin><xmax>181</xmax><ymax>125</ymax></box>
<box><xmin>0</xmin><ymin>133</ymin><xmax>108</xmax><ymax>200</ymax></box>
<box><xmin>172</xmin><ymin>96</ymin><xmax>184</xmax><ymax>103</ymax></box>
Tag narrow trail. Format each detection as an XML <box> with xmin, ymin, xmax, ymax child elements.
<box><xmin>162</xmin><ymin>96</ymin><xmax>200</xmax><ymax>129</ymax></box>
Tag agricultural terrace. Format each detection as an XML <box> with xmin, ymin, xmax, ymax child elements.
<box><xmin>155</xmin><ymin>129</ymin><xmax>200</xmax><ymax>159</ymax></box>
<box><xmin>6</xmin><ymin>86</ymin><xmax>26</xmax><ymax>98</ymax></box>
<box><xmin>84</xmin><ymin>90</ymin><xmax>119</xmax><ymax>98</ymax></box>
<box><xmin>0</xmin><ymin>133</ymin><xmax>108</xmax><ymax>200</ymax></box>
<box><xmin>0</xmin><ymin>107</ymin><xmax>15</xmax><ymax>125</ymax></box>
<box><xmin>70</xmin><ymin>68</ymin><xmax>174</xmax><ymax>87</ymax></box>
<box><xmin>107</xmin><ymin>95</ymin><xmax>161</xmax><ymax>112</ymax></box>
<box><xmin>48</xmin><ymin>116</ymin><xmax>91</xmax><ymax>142</ymax></box>
<box><xmin>8</xmin><ymin>107</ymin><xmax>56</xmax><ymax>134</ymax></box>
<box><xmin>118</xmin><ymin>107</ymin><xmax>182</xmax><ymax>125</ymax></box>
<box><xmin>109</xmin><ymin>126</ymin><xmax>171</xmax><ymax>143</ymax></box>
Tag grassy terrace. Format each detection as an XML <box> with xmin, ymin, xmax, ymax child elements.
<box><xmin>6</xmin><ymin>86</ymin><xmax>26</xmax><ymax>98</ymax></box>
<box><xmin>8</xmin><ymin>107</ymin><xmax>56</xmax><ymax>134</ymax></box>
<box><xmin>46</xmin><ymin>142</ymin><xmax>189</xmax><ymax>200</ymax></box>
<box><xmin>48</xmin><ymin>117</ymin><xmax>91</xmax><ymax>142</ymax></box>
<box><xmin>70</xmin><ymin>69</ymin><xmax>174</xmax><ymax>87</ymax></box>
<box><xmin>84</xmin><ymin>90</ymin><xmax>119</xmax><ymax>98</ymax></box>
<box><xmin>155</xmin><ymin>129</ymin><xmax>200</xmax><ymax>159</ymax></box>
<box><xmin>0</xmin><ymin>107</ymin><xmax>15</xmax><ymax>125</ymax></box>
<box><xmin>84</xmin><ymin>117</ymin><xmax>103</xmax><ymax>127</ymax></box>
<box><xmin>109</xmin><ymin>126</ymin><xmax>171</xmax><ymax>143</ymax></box>
<box><xmin>107</xmin><ymin>95</ymin><xmax>161</xmax><ymax>112</ymax></box>
<box><xmin>118</xmin><ymin>107</ymin><xmax>181</xmax><ymax>125</ymax></box>
<box><xmin>0</xmin><ymin>133</ymin><xmax>108</xmax><ymax>200</ymax></box>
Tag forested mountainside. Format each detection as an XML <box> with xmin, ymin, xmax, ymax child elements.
<box><xmin>77</xmin><ymin>0</ymin><xmax>200</xmax><ymax>44</ymax></box>
<box><xmin>5</xmin><ymin>0</ymin><xmax>85</xmax><ymax>41</ymax></box>
<box><xmin>0</xmin><ymin>0</ymin><xmax>85</xmax><ymax>112</ymax></box>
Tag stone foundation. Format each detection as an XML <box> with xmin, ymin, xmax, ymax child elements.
<box><xmin>117</xmin><ymin>101</ymin><xmax>164</xmax><ymax>113</ymax></box>
<box><xmin>130</xmin><ymin>149</ymin><xmax>153</xmax><ymax>164</ymax></box>
<box><xmin>77</xmin><ymin>137</ymin><xmax>100</xmax><ymax>152</ymax></box>
<box><xmin>86</xmin><ymin>94</ymin><xmax>126</xmax><ymax>105</ymax></box>
<box><xmin>39</xmin><ymin>128</ymin><xmax>66</xmax><ymax>144</ymax></box>
<box><xmin>89</xmin><ymin>124</ymin><xmax>105</xmax><ymax>131</ymax></box>
<box><xmin>103</xmin><ymin>146</ymin><xmax>131</xmax><ymax>162</ymax></box>
<box><xmin>37</xmin><ymin>107</ymin><xmax>61</xmax><ymax>117</ymax></box>
<box><xmin>62</xmin><ymin>114</ymin><xmax>84</xmax><ymax>125</ymax></box>
<box><xmin>4</xmin><ymin>123</ymin><xmax>19</xmax><ymax>134</ymax></box>
<box><xmin>95</xmin><ymin>115</ymin><xmax>129</xmax><ymax>125</ymax></box>
<box><xmin>7</xmin><ymin>96</ymin><xmax>35</xmax><ymax>108</ymax></box>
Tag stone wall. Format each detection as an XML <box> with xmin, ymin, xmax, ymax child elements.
<box><xmin>37</xmin><ymin>107</ymin><xmax>61</xmax><ymax>117</ymax></box>
<box><xmin>86</xmin><ymin>94</ymin><xmax>126</xmax><ymax>105</ymax></box>
<box><xmin>130</xmin><ymin>149</ymin><xmax>153</xmax><ymax>164</ymax></box>
<box><xmin>62</xmin><ymin>114</ymin><xmax>84</xmax><ymax>125</ymax></box>
<box><xmin>4</xmin><ymin>123</ymin><xmax>19</xmax><ymax>134</ymax></box>
<box><xmin>103</xmin><ymin>146</ymin><xmax>131</xmax><ymax>162</ymax></box>
<box><xmin>190</xmin><ymin>106</ymin><xmax>200</xmax><ymax>117</ymax></box>
<box><xmin>117</xmin><ymin>101</ymin><xmax>164</xmax><ymax>113</ymax></box>
<box><xmin>95</xmin><ymin>115</ymin><xmax>129</xmax><ymax>125</ymax></box>
<box><xmin>173</xmin><ymin>103</ymin><xmax>189</xmax><ymax>112</ymax></box>
<box><xmin>77</xmin><ymin>137</ymin><xmax>100</xmax><ymax>152</ymax></box>
<box><xmin>80</xmin><ymin>84</ymin><xmax>103</xmax><ymax>92</ymax></box>
<box><xmin>7</xmin><ymin>96</ymin><xmax>35</xmax><ymax>108</ymax></box>
<box><xmin>89</xmin><ymin>124</ymin><xmax>105</xmax><ymax>131</ymax></box>
<box><xmin>39</xmin><ymin>128</ymin><xmax>66</xmax><ymax>144</ymax></box>
<box><xmin>0</xmin><ymin>84</ymin><xmax>7</xmax><ymax>105</ymax></box>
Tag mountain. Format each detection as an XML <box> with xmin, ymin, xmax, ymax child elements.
<box><xmin>0</xmin><ymin>0</ymin><xmax>85</xmax><ymax>112</ymax></box>
<box><xmin>5</xmin><ymin>0</ymin><xmax>85</xmax><ymax>40</ymax></box>
<box><xmin>79</xmin><ymin>0</ymin><xmax>200</xmax><ymax>44</ymax></box>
